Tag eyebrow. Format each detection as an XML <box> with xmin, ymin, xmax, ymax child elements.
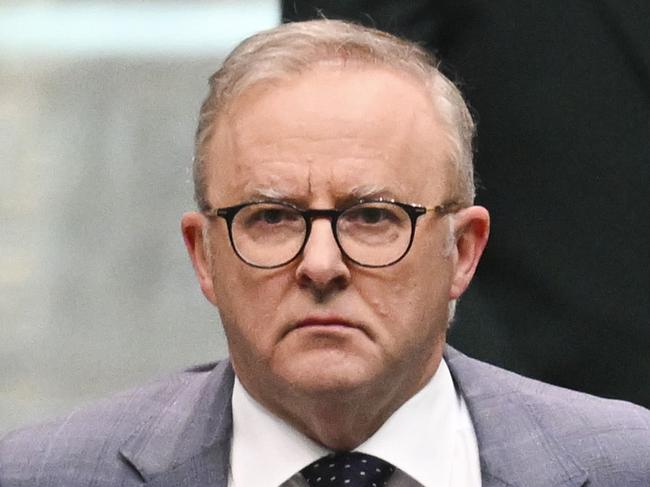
<box><xmin>246</xmin><ymin>187</ymin><xmax>293</xmax><ymax>201</ymax></box>
<box><xmin>337</xmin><ymin>185</ymin><xmax>400</xmax><ymax>206</ymax></box>
<box><xmin>243</xmin><ymin>185</ymin><xmax>403</xmax><ymax>208</ymax></box>
<box><xmin>243</xmin><ymin>186</ymin><xmax>313</xmax><ymax>207</ymax></box>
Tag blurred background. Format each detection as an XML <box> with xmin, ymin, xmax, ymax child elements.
<box><xmin>2</xmin><ymin>0</ymin><xmax>649</xmax><ymax>435</ymax></box>
<box><xmin>0</xmin><ymin>0</ymin><xmax>279</xmax><ymax>434</ymax></box>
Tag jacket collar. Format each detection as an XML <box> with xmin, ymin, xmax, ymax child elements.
<box><xmin>445</xmin><ymin>347</ymin><xmax>587</xmax><ymax>487</ymax></box>
<box><xmin>119</xmin><ymin>349</ymin><xmax>589</xmax><ymax>487</ymax></box>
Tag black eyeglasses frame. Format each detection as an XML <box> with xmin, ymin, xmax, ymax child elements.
<box><xmin>201</xmin><ymin>199</ymin><xmax>460</xmax><ymax>269</ymax></box>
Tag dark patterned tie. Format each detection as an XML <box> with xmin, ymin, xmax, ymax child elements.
<box><xmin>301</xmin><ymin>451</ymin><xmax>396</xmax><ymax>487</ymax></box>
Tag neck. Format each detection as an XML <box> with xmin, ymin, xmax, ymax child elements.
<box><xmin>284</xmin><ymin>393</ymin><xmax>401</xmax><ymax>450</ymax></box>
<box><xmin>247</xmin><ymin>357</ymin><xmax>441</xmax><ymax>450</ymax></box>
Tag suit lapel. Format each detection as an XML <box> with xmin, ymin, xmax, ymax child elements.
<box><xmin>445</xmin><ymin>347</ymin><xmax>588</xmax><ymax>487</ymax></box>
<box><xmin>144</xmin><ymin>444</ymin><xmax>228</xmax><ymax>487</ymax></box>
<box><xmin>118</xmin><ymin>361</ymin><xmax>235</xmax><ymax>486</ymax></box>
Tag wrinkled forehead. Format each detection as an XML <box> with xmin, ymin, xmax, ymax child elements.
<box><xmin>204</xmin><ymin>64</ymin><xmax>454</xmax><ymax>206</ymax></box>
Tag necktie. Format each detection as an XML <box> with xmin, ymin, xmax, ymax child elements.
<box><xmin>301</xmin><ymin>451</ymin><xmax>396</xmax><ymax>487</ymax></box>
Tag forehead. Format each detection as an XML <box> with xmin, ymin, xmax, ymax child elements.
<box><xmin>205</xmin><ymin>64</ymin><xmax>452</xmax><ymax>206</ymax></box>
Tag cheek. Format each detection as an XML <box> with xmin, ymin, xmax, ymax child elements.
<box><xmin>361</xmin><ymin>250</ymin><xmax>452</xmax><ymax>336</ymax></box>
<box><xmin>212</xmin><ymin>258</ymin><xmax>293</xmax><ymax>343</ymax></box>
<box><xmin>390</xmin><ymin>276</ymin><xmax>444</xmax><ymax>324</ymax></box>
<box><xmin>215</xmin><ymin>277</ymin><xmax>283</xmax><ymax>370</ymax></box>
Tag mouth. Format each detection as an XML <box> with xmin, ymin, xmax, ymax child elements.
<box><xmin>279</xmin><ymin>314</ymin><xmax>372</xmax><ymax>341</ymax></box>
<box><xmin>293</xmin><ymin>316</ymin><xmax>362</xmax><ymax>332</ymax></box>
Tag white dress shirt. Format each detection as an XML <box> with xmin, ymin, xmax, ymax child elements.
<box><xmin>229</xmin><ymin>359</ymin><xmax>481</xmax><ymax>487</ymax></box>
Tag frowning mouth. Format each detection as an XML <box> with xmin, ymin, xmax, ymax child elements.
<box><xmin>295</xmin><ymin>317</ymin><xmax>358</xmax><ymax>329</ymax></box>
<box><xmin>280</xmin><ymin>315</ymin><xmax>370</xmax><ymax>340</ymax></box>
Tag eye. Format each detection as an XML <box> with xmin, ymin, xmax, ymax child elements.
<box><xmin>258</xmin><ymin>208</ymin><xmax>288</xmax><ymax>224</ymax></box>
<box><xmin>239</xmin><ymin>204</ymin><xmax>302</xmax><ymax>228</ymax></box>
<box><xmin>344</xmin><ymin>205</ymin><xmax>399</xmax><ymax>224</ymax></box>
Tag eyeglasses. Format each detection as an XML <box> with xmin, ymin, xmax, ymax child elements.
<box><xmin>202</xmin><ymin>199</ymin><xmax>460</xmax><ymax>269</ymax></box>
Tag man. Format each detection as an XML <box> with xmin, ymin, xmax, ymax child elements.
<box><xmin>1</xmin><ymin>20</ymin><xmax>648</xmax><ymax>487</ymax></box>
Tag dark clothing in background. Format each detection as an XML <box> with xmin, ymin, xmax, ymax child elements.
<box><xmin>282</xmin><ymin>0</ymin><xmax>650</xmax><ymax>406</ymax></box>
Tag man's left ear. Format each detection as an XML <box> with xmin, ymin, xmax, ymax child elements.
<box><xmin>449</xmin><ymin>206</ymin><xmax>490</xmax><ymax>300</ymax></box>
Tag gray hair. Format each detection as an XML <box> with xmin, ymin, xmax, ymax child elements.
<box><xmin>193</xmin><ymin>19</ymin><xmax>476</xmax><ymax>210</ymax></box>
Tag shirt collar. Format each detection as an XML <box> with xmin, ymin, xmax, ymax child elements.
<box><xmin>230</xmin><ymin>359</ymin><xmax>461</xmax><ymax>487</ymax></box>
<box><xmin>230</xmin><ymin>379</ymin><xmax>329</xmax><ymax>486</ymax></box>
<box><xmin>355</xmin><ymin>359</ymin><xmax>460</xmax><ymax>486</ymax></box>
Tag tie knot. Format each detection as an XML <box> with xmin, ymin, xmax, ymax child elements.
<box><xmin>301</xmin><ymin>451</ymin><xmax>396</xmax><ymax>487</ymax></box>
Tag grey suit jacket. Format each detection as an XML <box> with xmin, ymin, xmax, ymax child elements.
<box><xmin>1</xmin><ymin>347</ymin><xmax>649</xmax><ymax>486</ymax></box>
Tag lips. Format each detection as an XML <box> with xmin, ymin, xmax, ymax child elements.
<box><xmin>281</xmin><ymin>315</ymin><xmax>370</xmax><ymax>340</ymax></box>
<box><xmin>296</xmin><ymin>316</ymin><xmax>357</xmax><ymax>329</ymax></box>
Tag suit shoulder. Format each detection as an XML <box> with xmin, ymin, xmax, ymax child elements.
<box><xmin>448</xmin><ymin>349</ymin><xmax>650</xmax><ymax>481</ymax></box>
<box><xmin>0</xmin><ymin>361</ymin><xmax>228</xmax><ymax>486</ymax></box>
<box><xmin>491</xmin><ymin>360</ymin><xmax>650</xmax><ymax>431</ymax></box>
<box><xmin>518</xmin><ymin>372</ymin><xmax>650</xmax><ymax>481</ymax></box>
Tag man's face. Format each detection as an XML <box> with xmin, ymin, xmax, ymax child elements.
<box><xmin>183</xmin><ymin>64</ymin><xmax>488</xmax><ymax>416</ymax></box>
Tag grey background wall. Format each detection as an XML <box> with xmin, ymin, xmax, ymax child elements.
<box><xmin>1</xmin><ymin>0</ymin><xmax>280</xmax><ymax>435</ymax></box>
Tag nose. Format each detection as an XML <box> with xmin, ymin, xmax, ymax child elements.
<box><xmin>295</xmin><ymin>218</ymin><xmax>351</xmax><ymax>298</ymax></box>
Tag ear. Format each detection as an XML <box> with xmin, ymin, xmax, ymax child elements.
<box><xmin>449</xmin><ymin>206</ymin><xmax>490</xmax><ymax>300</ymax></box>
<box><xmin>181</xmin><ymin>211</ymin><xmax>218</xmax><ymax>306</ymax></box>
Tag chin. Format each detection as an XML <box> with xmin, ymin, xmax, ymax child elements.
<box><xmin>274</xmin><ymin>349</ymin><xmax>381</xmax><ymax>395</ymax></box>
